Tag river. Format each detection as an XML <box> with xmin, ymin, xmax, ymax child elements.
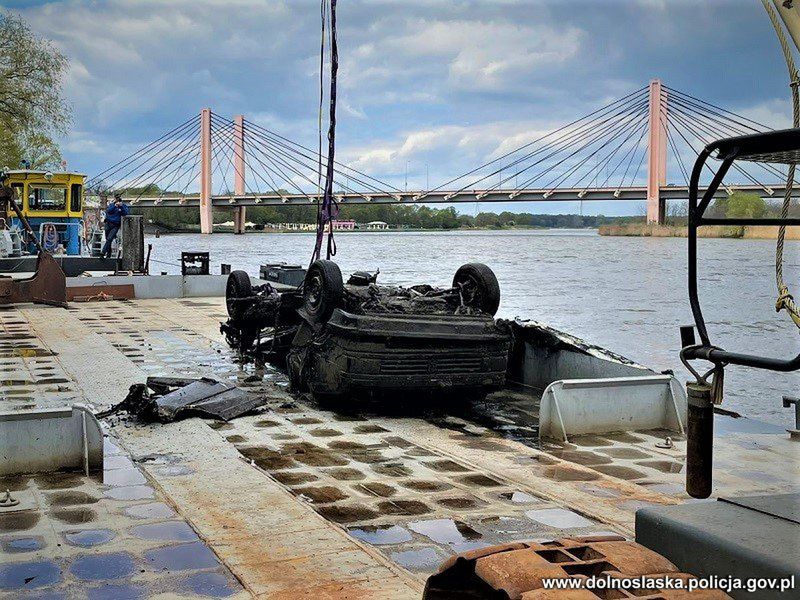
<box><xmin>145</xmin><ymin>229</ymin><xmax>799</xmax><ymax>427</ymax></box>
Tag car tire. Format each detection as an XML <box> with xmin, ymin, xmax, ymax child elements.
<box><xmin>453</xmin><ymin>263</ymin><xmax>501</xmax><ymax>316</ymax></box>
<box><xmin>226</xmin><ymin>270</ymin><xmax>253</xmax><ymax>321</ymax></box>
<box><xmin>303</xmin><ymin>260</ymin><xmax>344</xmax><ymax>323</ymax></box>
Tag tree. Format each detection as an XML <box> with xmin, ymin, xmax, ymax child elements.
<box><xmin>726</xmin><ymin>192</ymin><xmax>767</xmax><ymax>219</ymax></box>
<box><xmin>0</xmin><ymin>12</ymin><xmax>71</xmax><ymax>168</ymax></box>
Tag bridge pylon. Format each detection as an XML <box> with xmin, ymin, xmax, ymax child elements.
<box><xmin>200</xmin><ymin>108</ymin><xmax>214</xmax><ymax>234</ymax></box>
<box><xmin>646</xmin><ymin>79</ymin><xmax>667</xmax><ymax>225</ymax></box>
<box><xmin>233</xmin><ymin>115</ymin><xmax>246</xmax><ymax>235</ymax></box>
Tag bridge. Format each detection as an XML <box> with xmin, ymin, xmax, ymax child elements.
<box><xmin>86</xmin><ymin>79</ymin><xmax>789</xmax><ymax>234</ymax></box>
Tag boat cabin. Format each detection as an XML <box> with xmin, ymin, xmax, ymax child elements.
<box><xmin>4</xmin><ymin>169</ymin><xmax>86</xmax><ymax>255</ymax></box>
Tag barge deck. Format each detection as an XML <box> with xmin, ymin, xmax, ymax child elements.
<box><xmin>1</xmin><ymin>297</ymin><xmax>797</xmax><ymax>598</ymax></box>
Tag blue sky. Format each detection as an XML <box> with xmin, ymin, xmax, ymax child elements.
<box><xmin>5</xmin><ymin>0</ymin><xmax>793</xmax><ymax>215</ymax></box>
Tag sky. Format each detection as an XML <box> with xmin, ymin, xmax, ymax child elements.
<box><xmin>3</xmin><ymin>0</ymin><xmax>794</xmax><ymax>215</ymax></box>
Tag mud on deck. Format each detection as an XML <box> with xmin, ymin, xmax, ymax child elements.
<box><xmin>2</xmin><ymin>298</ymin><xmax>796</xmax><ymax>598</ymax></box>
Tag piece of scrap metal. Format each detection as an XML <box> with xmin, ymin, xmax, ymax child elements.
<box><xmin>98</xmin><ymin>376</ymin><xmax>260</xmax><ymax>423</ymax></box>
<box><xmin>0</xmin><ymin>252</ymin><xmax>67</xmax><ymax>307</ymax></box>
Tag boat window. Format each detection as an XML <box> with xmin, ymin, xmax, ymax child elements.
<box><xmin>11</xmin><ymin>183</ymin><xmax>23</xmax><ymax>203</ymax></box>
<box><xmin>70</xmin><ymin>183</ymin><xmax>82</xmax><ymax>212</ymax></box>
<box><xmin>28</xmin><ymin>186</ymin><xmax>67</xmax><ymax>211</ymax></box>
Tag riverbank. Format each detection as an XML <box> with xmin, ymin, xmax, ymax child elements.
<box><xmin>598</xmin><ymin>223</ymin><xmax>800</xmax><ymax>240</ymax></box>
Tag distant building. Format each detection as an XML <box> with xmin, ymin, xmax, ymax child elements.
<box><xmin>331</xmin><ymin>219</ymin><xmax>355</xmax><ymax>231</ymax></box>
<box><xmin>366</xmin><ymin>221</ymin><xmax>389</xmax><ymax>230</ymax></box>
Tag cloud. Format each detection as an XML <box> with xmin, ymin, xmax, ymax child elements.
<box><xmin>8</xmin><ymin>0</ymin><xmax>792</xmax><ymax>215</ymax></box>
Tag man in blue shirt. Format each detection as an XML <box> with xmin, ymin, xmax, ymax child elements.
<box><xmin>101</xmin><ymin>193</ymin><xmax>129</xmax><ymax>258</ymax></box>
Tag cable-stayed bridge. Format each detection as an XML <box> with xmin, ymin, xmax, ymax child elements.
<box><xmin>86</xmin><ymin>80</ymin><xmax>791</xmax><ymax>234</ymax></box>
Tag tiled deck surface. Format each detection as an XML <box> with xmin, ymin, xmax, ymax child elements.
<box><xmin>2</xmin><ymin>297</ymin><xmax>796</xmax><ymax>598</ymax></box>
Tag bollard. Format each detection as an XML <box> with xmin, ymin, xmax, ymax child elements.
<box><xmin>120</xmin><ymin>215</ymin><xmax>145</xmax><ymax>272</ymax></box>
<box><xmin>686</xmin><ymin>382</ymin><xmax>714</xmax><ymax>499</ymax></box>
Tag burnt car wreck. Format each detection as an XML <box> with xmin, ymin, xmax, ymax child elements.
<box><xmin>221</xmin><ymin>260</ymin><xmax>511</xmax><ymax>400</ymax></box>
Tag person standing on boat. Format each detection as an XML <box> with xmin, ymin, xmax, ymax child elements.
<box><xmin>101</xmin><ymin>193</ymin><xmax>129</xmax><ymax>258</ymax></box>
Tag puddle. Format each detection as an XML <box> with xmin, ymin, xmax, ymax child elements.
<box><xmin>389</xmin><ymin>547</ymin><xmax>447</xmax><ymax>572</ymax></box>
<box><xmin>0</xmin><ymin>474</ymin><xmax>30</xmax><ymax>491</ymax></box>
<box><xmin>426</xmin><ymin>460</ymin><xmax>470</xmax><ymax>473</ymax></box>
<box><xmin>280</xmin><ymin>442</ymin><xmax>349</xmax><ymax>467</ymax></box>
<box><xmin>348</xmin><ymin>524</ymin><xmax>412</xmax><ymax>545</ymax></box>
<box><xmin>272</xmin><ymin>471</ymin><xmax>319</xmax><ymax>485</ymax></box>
<box><xmin>377</xmin><ymin>500</ymin><xmax>431</xmax><ymax>516</ymax></box>
<box><xmin>65</xmin><ymin>529</ymin><xmax>115</xmax><ymax>547</ymax></box>
<box><xmin>104</xmin><ymin>486</ymin><xmax>154</xmax><ymax>501</ymax></box>
<box><xmin>496</xmin><ymin>492</ymin><xmax>537</xmax><ymax>505</ymax></box>
<box><xmin>123</xmin><ymin>502</ymin><xmax>177</xmax><ymax>520</ymax></box>
<box><xmin>408</xmin><ymin>518</ymin><xmax>483</xmax><ymax>550</ymax></box>
<box><xmin>371</xmin><ymin>463</ymin><xmax>412</xmax><ymax>477</ymax></box>
<box><xmin>103</xmin><ymin>468</ymin><xmax>147</xmax><ymax>487</ymax></box>
<box><xmin>575</xmin><ymin>484</ymin><xmax>622</xmax><ymax>499</ymax></box>
<box><xmin>131</xmin><ymin>521</ymin><xmax>199</xmax><ymax>542</ymax></box>
<box><xmin>35</xmin><ymin>472</ymin><xmax>84</xmax><ymax>490</ymax></box>
<box><xmin>317</xmin><ymin>504</ymin><xmax>379</xmax><ymax>524</ymax></box>
<box><xmin>237</xmin><ymin>447</ymin><xmax>296</xmax><ymax>471</ymax></box>
<box><xmin>599</xmin><ymin>447</ymin><xmax>651</xmax><ymax>459</ymax></box>
<box><xmin>526</xmin><ymin>508</ymin><xmax>593</xmax><ymax>529</ymax></box>
<box><xmin>291</xmin><ymin>417</ymin><xmax>323</xmax><ymax>425</ymax></box>
<box><xmin>70</xmin><ymin>552</ymin><xmax>136</xmax><ymax>581</ymax></box>
<box><xmin>207</xmin><ymin>422</ymin><xmax>233</xmax><ymax>431</ymax></box>
<box><xmin>436</xmin><ymin>497</ymin><xmax>482</xmax><ymax>510</ymax></box>
<box><xmin>402</xmin><ymin>480</ymin><xmax>453</xmax><ymax>493</ymax></box>
<box><xmin>0</xmin><ymin>560</ymin><xmax>61</xmax><ymax>590</ymax></box>
<box><xmin>601</xmin><ymin>432</ymin><xmax>646</xmax><ymax>443</ymax></box>
<box><xmin>353</xmin><ymin>424</ymin><xmax>389</xmax><ymax>434</ymax></box>
<box><xmin>592</xmin><ymin>465</ymin><xmax>646</xmax><ymax>481</ymax></box>
<box><xmin>461</xmin><ymin>439</ymin><xmax>512</xmax><ymax>452</ymax></box>
<box><xmin>1</xmin><ymin>536</ymin><xmax>45</xmax><ymax>552</ymax></box>
<box><xmin>570</xmin><ymin>436</ymin><xmax>614</xmax><ymax>447</ymax></box>
<box><xmin>384</xmin><ymin>436</ymin><xmax>414</xmax><ymax>448</ymax></box>
<box><xmin>458</xmin><ymin>474</ymin><xmax>503</xmax><ymax>487</ymax></box>
<box><xmin>636</xmin><ymin>460</ymin><xmax>684</xmax><ymax>474</ymax></box>
<box><xmin>183</xmin><ymin>571</ymin><xmax>241</xmax><ymax>598</ymax></box>
<box><xmin>52</xmin><ymin>508</ymin><xmax>96</xmax><ymax>524</ymax></box>
<box><xmin>86</xmin><ymin>582</ymin><xmax>147</xmax><ymax>600</ymax></box>
<box><xmin>326</xmin><ymin>468</ymin><xmax>366</xmax><ymax>481</ymax></box>
<box><xmin>547</xmin><ymin>450</ymin><xmax>613</xmax><ymax>466</ymax></box>
<box><xmin>479</xmin><ymin>515</ymin><xmax>543</xmax><ymax>536</ymax></box>
<box><xmin>225</xmin><ymin>435</ymin><xmax>247</xmax><ymax>443</ymax></box>
<box><xmin>0</xmin><ymin>512</ymin><xmax>40</xmax><ymax>532</ymax></box>
<box><xmin>145</xmin><ymin>542</ymin><xmax>221</xmax><ymax>571</ymax></box>
<box><xmin>293</xmin><ymin>486</ymin><xmax>350</xmax><ymax>504</ymax></box>
<box><xmin>353</xmin><ymin>482</ymin><xmax>396</xmax><ymax>498</ymax></box>
<box><xmin>543</xmin><ymin>465</ymin><xmax>600</xmax><ymax>482</ymax></box>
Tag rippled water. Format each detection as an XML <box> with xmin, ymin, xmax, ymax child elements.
<box><xmin>145</xmin><ymin>229</ymin><xmax>799</xmax><ymax>427</ymax></box>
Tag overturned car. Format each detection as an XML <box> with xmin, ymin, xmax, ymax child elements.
<box><xmin>221</xmin><ymin>260</ymin><xmax>511</xmax><ymax>401</ymax></box>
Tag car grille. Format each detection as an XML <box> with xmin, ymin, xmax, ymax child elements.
<box><xmin>379</xmin><ymin>354</ymin><xmax>485</xmax><ymax>375</ymax></box>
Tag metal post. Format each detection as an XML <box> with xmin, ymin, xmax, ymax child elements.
<box><xmin>646</xmin><ymin>79</ymin><xmax>667</xmax><ymax>225</ymax></box>
<box><xmin>200</xmin><ymin>108</ymin><xmax>213</xmax><ymax>234</ymax></box>
<box><xmin>233</xmin><ymin>115</ymin><xmax>246</xmax><ymax>235</ymax></box>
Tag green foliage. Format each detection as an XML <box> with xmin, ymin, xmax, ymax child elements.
<box><xmin>134</xmin><ymin>199</ymin><xmax>636</xmax><ymax>231</ymax></box>
<box><xmin>726</xmin><ymin>192</ymin><xmax>767</xmax><ymax>219</ymax></box>
<box><xmin>0</xmin><ymin>12</ymin><xmax>71</xmax><ymax>169</ymax></box>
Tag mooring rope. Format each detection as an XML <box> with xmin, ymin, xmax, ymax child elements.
<box><xmin>762</xmin><ymin>0</ymin><xmax>800</xmax><ymax>328</ymax></box>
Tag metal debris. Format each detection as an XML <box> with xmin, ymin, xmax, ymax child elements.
<box><xmin>97</xmin><ymin>376</ymin><xmax>261</xmax><ymax>423</ymax></box>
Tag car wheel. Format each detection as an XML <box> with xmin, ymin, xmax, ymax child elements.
<box><xmin>453</xmin><ymin>263</ymin><xmax>501</xmax><ymax>316</ymax></box>
<box><xmin>226</xmin><ymin>270</ymin><xmax>253</xmax><ymax>321</ymax></box>
<box><xmin>303</xmin><ymin>260</ymin><xmax>344</xmax><ymax>323</ymax></box>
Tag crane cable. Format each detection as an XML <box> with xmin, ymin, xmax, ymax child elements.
<box><xmin>762</xmin><ymin>0</ymin><xmax>800</xmax><ymax>329</ymax></box>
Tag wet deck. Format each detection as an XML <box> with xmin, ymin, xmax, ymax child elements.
<box><xmin>2</xmin><ymin>297</ymin><xmax>797</xmax><ymax>598</ymax></box>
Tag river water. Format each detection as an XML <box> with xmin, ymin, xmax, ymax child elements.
<box><xmin>145</xmin><ymin>229</ymin><xmax>799</xmax><ymax>427</ymax></box>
